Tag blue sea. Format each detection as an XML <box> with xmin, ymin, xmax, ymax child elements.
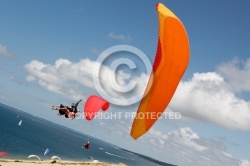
<box><xmin>0</xmin><ymin>103</ymin><xmax>174</xmax><ymax>166</ymax></box>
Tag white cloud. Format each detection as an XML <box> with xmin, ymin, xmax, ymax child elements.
<box><xmin>24</xmin><ymin>58</ymin><xmax>148</xmax><ymax>104</ymax></box>
<box><xmin>108</xmin><ymin>32</ymin><xmax>132</xmax><ymax>42</ymax></box>
<box><xmin>149</xmin><ymin>129</ymin><xmax>168</xmax><ymax>145</ymax></box>
<box><xmin>217</xmin><ymin>57</ymin><xmax>250</xmax><ymax>93</ymax></box>
<box><xmin>130</xmin><ymin>127</ymin><xmax>239</xmax><ymax>166</ymax></box>
<box><xmin>73</xmin><ymin>112</ymin><xmax>243</xmax><ymax>166</ymax></box>
<box><xmin>24</xmin><ymin>59</ymin><xmax>96</xmax><ymax>100</ymax></box>
<box><xmin>167</xmin><ymin>127</ymin><xmax>207</xmax><ymax>152</ymax></box>
<box><xmin>171</xmin><ymin>71</ymin><xmax>250</xmax><ymax>131</ymax></box>
<box><xmin>26</xmin><ymin>75</ymin><xmax>36</xmax><ymax>82</ymax></box>
<box><xmin>239</xmin><ymin>160</ymin><xmax>250</xmax><ymax>166</ymax></box>
<box><xmin>0</xmin><ymin>44</ymin><xmax>14</xmax><ymax>58</ymax></box>
<box><xmin>222</xmin><ymin>151</ymin><xmax>232</xmax><ymax>158</ymax></box>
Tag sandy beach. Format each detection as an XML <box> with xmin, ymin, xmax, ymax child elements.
<box><xmin>0</xmin><ymin>159</ymin><xmax>125</xmax><ymax>166</ymax></box>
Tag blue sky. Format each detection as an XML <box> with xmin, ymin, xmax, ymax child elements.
<box><xmin>1</xmin><ymin>1</ymin><xmax>250</xmax><ymax>166</ymax></box>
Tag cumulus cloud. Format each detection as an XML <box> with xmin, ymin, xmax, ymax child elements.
<box><xmin>146</xmin><ymin>127</ymin><xmax>239</xmax><ymax>166</ymax></box>
<box><xmin>167</xmin><ymin>127</ymin><xmax>207</xmax><ymax>152</ymax></box>
<box><xmin>148</xmin><ymin>129</ymin><xmax>168</xmax><ymax>145</ymax></box>
<box><xmin>128</xmin><ymin>127</ymin><xmax>239</xmax><ymax>166</ymax></box>
<box><xmin>24</xmin><ymin>58</ymin><xmax>148</xmax><ymax>103</ymax></box>
<box><xmin>0</xmin><ymin>44</ymin><xmax>14</xmax><ymax>58</ymax></box>
<box><xmin>108</xmin><ymin>32</ymin><xmax>132</xmax><ymax>43</ymax></box>
<box><xmin>217</xmin><ymin>57</ymin><xmax>250</xmax><ymax>93</ymax></box>
<box><xmin>24</xmin><ymin>58</ymin><xmax>97</xmax><ymax>100</ymax></box>
<box><xmin>171</xmin><ymin>71</ymin><xmax>250</xmax><ymax>131</ymax></box>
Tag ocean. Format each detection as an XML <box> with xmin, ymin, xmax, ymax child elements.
<box><xmin>0</xmin><ymin>103</ymin><xmax>174</xmax><ymax>166</ymax></box>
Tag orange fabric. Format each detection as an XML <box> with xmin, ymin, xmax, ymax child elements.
<box><xmin>130</xmin><ymin>3</ymin><xmax>190</xmax><ymax>139</ymax></box>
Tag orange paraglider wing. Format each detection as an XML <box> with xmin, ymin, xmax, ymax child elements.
<box><xmin>84</xmin><ymin>95</ymin><xmax>110</xmax><ymax>121</ymax></box>
<box><xmin>130</xmin><ymin>3</ymin><xmax>190</xmax><ymax>139</ymax></box>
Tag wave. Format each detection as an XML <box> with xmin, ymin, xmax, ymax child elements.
<box><xmin>105</xmin><ymin>152</ymin><xmax>134</xmax><ymax>160</ymax></box>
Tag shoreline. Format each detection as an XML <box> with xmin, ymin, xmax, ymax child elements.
<box><xmin>0</xmin><ymin>159</ymin><xmax>126</xmax><ymax>166</ymax></box>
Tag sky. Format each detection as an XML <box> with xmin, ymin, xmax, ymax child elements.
<box><xmin>0</xmin><ymin>0</ymin><xmax>250</xmax><ymax>165</ymax></box>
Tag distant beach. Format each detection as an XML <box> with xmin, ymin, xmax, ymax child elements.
<box><xmin>0</xmin><ymin>159</ymin><xmax>125</xmax><ymax>166</ymax></box>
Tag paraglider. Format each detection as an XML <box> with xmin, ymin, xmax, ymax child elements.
<box><xmin>51</xmin><ymin>156</ymin><xmax>61</xmax><ymax>160</ymax></box>
<box><xmin>82</xmin><ymin>95</ymin><xmax>110</xmax><ymax>149</ymax></box>
<box><xmin>51</xmin><ymin>96</ymin><xmax>109</xmax><ymax>149</ymax></box>
<box><xmin>28</xmin><ymin>155</ymin><xmax>41</xmax><ymax>161</ymax></box>
<box><xmin>88</xmin><ymin>156</ymin><xmax>93</xmax><ymax>160</ymax></box>
<box><xmin>82</xmin><ymin>142</ymin><xmax>90</xmax><ymax>149</ymax></box>
<box><xmin>43</xmin><ymin>148</ymin><xmax>50</xmax><ymax>156</ymax></box>
<box><xmin>130</xmin><ymin>3</ymin><xmax>190</xmax><ymax>139</ymax></box>
<box><xmin>0</xmin><ymin>151</ymin><xmax>9</xmax><ymax>157</ymax></box>
<box><xmin>84</xmin><ymin>95</ymin><xmax>110</xmax><ymax>120</ymax></box>
<box><xmin>52</xmin><ymin>99</ymin><xmax>82</xmax><ymax>119</ymax></box>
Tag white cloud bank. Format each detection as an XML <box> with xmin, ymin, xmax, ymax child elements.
<box><xmin>95</xmin><ymin>123</ymin><xmax>241</xmax><ymax>166</ymax></box>
<box><xmin>24</xmin><ymin>57</ymin><xmax>250</xmax><ymax>131</ymax></box>
<box><xmin>24</xmin><ymin>59</ymin><xmax>94</xmax><ymax>100</ymax></box>
<box><xmin>24</xmin><ymin>58</ymin><xmax>148</xmax><ymax>103</ymax></box>
<box><xmin>171</xmin><ymin>69</ymin><xmax>250</xmax><ymax>131</ymax></box>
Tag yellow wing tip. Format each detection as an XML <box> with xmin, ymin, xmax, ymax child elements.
<box><xmin>156</xmin><ymin>3</ymin><xmax>177</xmax><ymax>19</ymax></box>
